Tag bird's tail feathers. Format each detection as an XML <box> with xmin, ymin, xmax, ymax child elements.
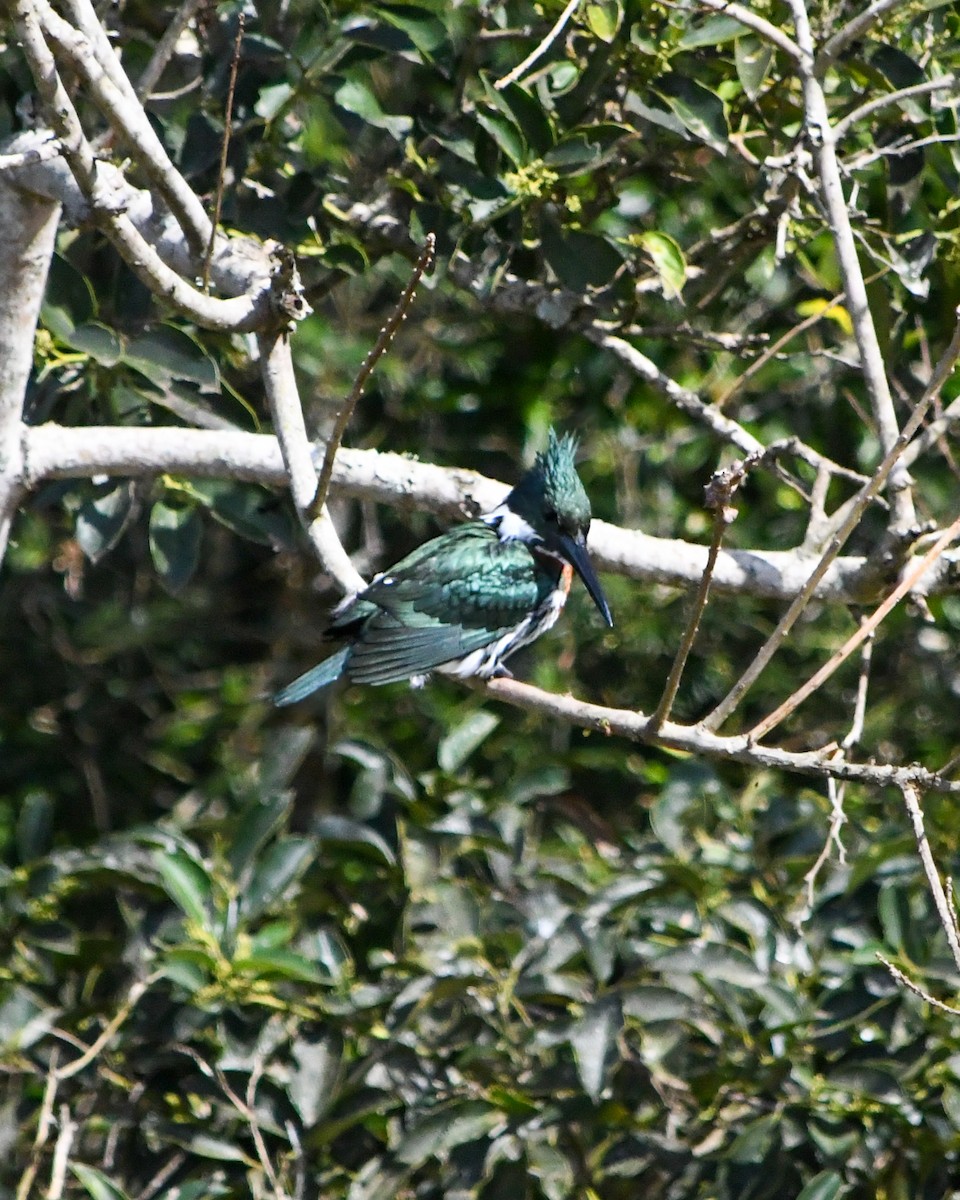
<box><xmin>274</xmin><ymin>648</ymin><xmax>350</xmax><ymax>706</ymax></box>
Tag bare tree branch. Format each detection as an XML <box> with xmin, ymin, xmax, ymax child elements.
<box><xmin>494</xmin><ymin>0</ymin><xmax>582</xmax><ymax>89</ymax></box>
<box><xmin>586</xmin><ymin>331</ymin><xmax>764</xmax><ymax>457</ymax></box>
<box><xmin>650</xmin><ymin>460</ymin><xmax>745</xmax><ymax>729</ymax></box>
<box><xmin>12</xmin><ymin>3</ymin><xmax>287</xmax><ymax>333</ymax></box>
<box><xmin>819</xmin><ymin>0</ymin><xmax>912</xmax><ymax>69</ymax></box>
<box><xmin>22</xmin><ymin>424</ymin><xmax>960</xmax><ymax>602</ymax></box>
<box><xmin>476</xmin><ymin>676</ymin><xmax>960</xmax><ymax>794</ymax></box>
<box><xmin>701</xmin><ymin>360</ymin><xmax>939</xmax><ymax>732</ymax></box>
<box><xmin>748</xmin><ymin>509</ymin><xmax>960</xmax><ymax>742</ymax></box>
<box><xmin>789</xmin><ymin>0</ymin><xmax>915</xmax><ymax>534</ymax></box>
<box><xmin>900</xmin><ymin>782</ymin><xmax>960</xmax><ymax>973</ymax></box>
<box><xmin>833</xmin><ymin>75</ymin><xmax>955</xmax><ymax>141</ymax></box>
<box><xmin>259</xmin><ymin>332</ymin><xmax>366</xmax><ymax>595</ymax></box>
<box><xmin>0</xmin><ymin>164</ymin><xmax>59</xmax><ymax>566</ymax></box>
<box><xmin>136</xmin><ymin>0</ymin><xmax>202</xmax><ymax>99</ymax></box>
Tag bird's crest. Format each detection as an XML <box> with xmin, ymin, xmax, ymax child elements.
<box><xmin>516</xmin><ymin>427</ymin><xmax>592</xmax><ymax>531</ymax></box>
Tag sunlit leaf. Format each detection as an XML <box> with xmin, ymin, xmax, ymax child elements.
<box><xmin>154</xmin><ymin>849</ymin><xmax>211</xmax><ymax>926</ymax></box>
<box><xmin>569</xmin><ymin>996</ymin><xmax>622</xmax><ymax>1101</ymax></box>
<box><xmin>71</xmin><ymin>1165</ymin><xmax>132</xmax><ymax>1200</ymax></box>
<box><xmin>149</xmin><ymin>501</ymin><xmax>202</xmax><ymax>595</ymax></box>
<box><xmin>796</xmin><ymin>1171</ymin><xmax>844</xmax><ymax>1200</ymax></box>
<box><xmin>585</xmin><ymin>0</ymin><xmax>623</xmax><ymax>42</ymax></box>
<box><xmin>735</xmin><ymin>35</ymin><xmax>774</xmax><ymax>100</ymax></box>
<box><xmin>637</xmin><ymin>230</ymin><xmax>686</xmax><ymax>298</ymax></box>
<box><xmin>438</xmin><ymin>711</ymin><xmax>499</xmax><ymax>772</ymax></box>
<box><xmin>75</xmin><ymin>483</ymin><xmax>137</xmax><ymax>563</ymax></box>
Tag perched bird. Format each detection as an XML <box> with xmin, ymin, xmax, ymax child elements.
<box><xmin>274</xmin><ymin>430</ymin><xmax>612</xmax><ymax>705</ymax></box>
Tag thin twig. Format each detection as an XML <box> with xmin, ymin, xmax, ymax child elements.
<box><xmin>494</xmin><ymin>0</ymin><xmax>582</xmax><ymax>90</ymax></box>
<box><xmin>748</xmin><ymin>511</ymin><xmax>960</xmax><ymax>742</ymax></box>
<box><xmin>876</xmin><ymin>953</ymin><xmax>960</xmax><ymax>1016</ymax></box>
<box><xmin>175</xmin><ymin>1044</ymin><xmax>286</xmax><ymax>1198</ymax></box>
<box><xmin>588</xmin><ymin>331</ymin><xmax>764</xmax><ymax>458</ymax></box>
<box><xmin>900</xmin><ymin>315</ymin><xmax>960</xmax><ymax>469</ymax></box>
<box><xmin>54</xmin><ymin>975</ymin><xmax>155</xmax><ymax>1080</ymax></box>
<box><xmin>16</xmin><ymin>1048</ymin><xmax>60</xmax><ymax>1200</ymax></box>
<box><xmin>135</xmin><ymin>1152</ymin><xmax>188</xmax><ymax>1200</ymax></box>
<box><xmin>900</xmin><ymin>782</ymin><xmax>960</xmax><ymax>974</ymax></box>
<box><xmin>47</xmin><ymin>1105</ymin><xmax>76</xmax><ymax>1200</ymax></box>
<box><xmin>649</xmin><ymin>461</ymin><xmax>745</xmax><ymax>729</ymax></box>
<box><xmin>834</xmin><ymin>76</ymin><xmax>955</xmax><ymax>141</ymax></box>
<box><xmin>137</xmin><ymin>0</ymin><xmax>203</xmax><ymax>99</ymax></box>
<box><xmin>202</xmin><ymin>13</ymin><xmax>244</xmax><ymax>292</ymax></box>
<box><xmin>310</xmin><ymin>233</ymin><xmax>436</xmax><ymax>520</ymax></box>
<box><xmin>796</xmin><ymin>630</ymin><xmax>872</xmax><ymax>922</ymax></box>
<box><xmin>259</xmin><ymin>331</ymin><xmax>366</xmax><ymax>594</ymax></box>
<box><xmin>701</xmin><ymin>379</ymin><xmax>937</xmax><ymax>732</ymax></box>
<box><xmin>819</xmin><ymin>0</ymin><xmax>913</xmax><ymax>69</ymax></box>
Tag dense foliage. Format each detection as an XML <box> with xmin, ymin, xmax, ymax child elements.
<box><xmin>4</xmin><ymin>0</ymin><xmax>960</xmax><ymax>1197</ymax></box>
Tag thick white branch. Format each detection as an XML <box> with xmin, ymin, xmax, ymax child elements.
<box><xmin>22</xmin><ymin>424</ymin><xmax>960</xmax><ymax>602</ymax></box>
<box><xmin>258</xmin><ymin>331</ymin><xmax>365</xmax><ymax>594</ymax></box>
<box><xmin>0</xmin><ymin>176</ymin><xmax>59</xmax><ymax>563</ymax></box>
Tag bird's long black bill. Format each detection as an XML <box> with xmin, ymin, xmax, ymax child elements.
<box><xmin>561</xmin><ymin>532</ymin><xmax>613</xmax><ymax>627</ymax></box>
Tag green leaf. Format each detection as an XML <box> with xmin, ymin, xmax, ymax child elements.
<box><xmin>42</xmin><ymin>254</ymin><xmax>95</xmax><ymax>339</ymax></box>
<box><xmin>75</xmin><ymin>483</ymin><xmax>137</xmax><ymax>563</ymax></box>
<box><xmin>438</xmin><ymin>711</ymin><xmax>500</xmax><ymax>772</ymax></box>
<box><xmin>728</xmin><ymin>1113</ymin><xmax>779</xmax><ymax>1163</ymax></box>
<box><xmin>678</xmin><ymin>14</ymin><xmax>744</xmax><ymax>48</ymax></box>
<box><xmin>232</xmin><ymin>948</ymin><xmax>326</xmax><ymax>982</ymax></box>
<box><xmin>0</xmin><ymin>986</ymin><xmax>57</xmax><ymax>1051</ymax></box>
<box><xmin>189</xmin><ymin>480</ymin><xmax>295</xmax><ymax>548</ymax></box>
<box><xmin>71</xmin><ymin>1165</ymin><xmax>132</xmax><ymax>1200</ymax></box>
<box><xmin>544</xmin><ymin>123</ymin><xmax>632</xmax><ymax>173</ymax></box>
<box><xmin>542</xmin><ymin>224</ymin><xmax>624</xmax><ymax>290</ymax></box>
<box><xmin>66</xmin><ymin>321</ymin><xmax>124</xmax><ymax>366</ymax></box>
<box><xmin>16</xmin><ymin>790</ymin><xmax>54</xmax><ymax>861</ymax></box>
<box><xmin>483</xmin><ymin>77</ymin><xmax>556</xmax><ymax>155</ymax></box>
<box><xmin>375</xmin><ymin>5</ymin><xmax>447</xmax><ymax>55</ymax></box>
<box><xmin>149</xmin><ymin>501</ymin><xmax>202</xmax><ymax>595</ymax></box>
<box><xmin>255</xmin><ymin>81</ymin><xmax>294</xmax><ymax>121</ymax></box>
<box><xmin>797</xmin><ymin>1172</ymin><xmax>844</xmax><ymax>1200</ymax></box>
<box><xmin>335</xmin><ymin>78</ymin><xmax>412</xmax><ymax>138</ymax></box>
<box><xmin>227</xmin><ymin>797</ymin><xmax>292</xmax><ymax>879</ymax></box>
<box><xmin>123</xmin><ymin>327</ymin><xmax>220</xmax><ymax>393</ymax></box>
<box><xmin>475</xmin><ymin>109</ymin><xmax>526</xmax><ymax>167</ymax></box>
<box><xmin>315</xmin><ymin>815</ymin><xmax>396</xmax><ymax>865</ymax></box>
<box><xmin>570</xmin><ymin>996</ymin><xmax>621</xmax><ymax>1101</ymax></box>
<box><xmin>653</xmin><ymin>942</ymin><xmax>767</xmax><ymax>987</ymax></box>
<box><xmin>637</xmin><ymin>230</ymin><xmax>686</xmax><ymax>298</ymax></box>
<box><xmin>585</xmin><ymin>0</ymin><xmax>623</xmax><ymax>42</ymax></box>
<box><xmin>243</xmin><ymin>837</ymin><xmax>316</xmax><ymax>917</ymax></box>
<box><xmin>289</xmin><ymin>1031</ymin><xmax>342</xmax><ymax>1126</ymax></box>
<box><xmin>154</xmin><ymin>849</ymin><xmax>211</xmax><ymax>926</ymax></box>
<box><xmin>735</xmin><ymin>35</ymin><xmax>774</xmax><ymax>100</ymax></box>
<box><xmin>394</xmin><ymin>1100</ymin><xmax>500</xmax><ymax>1166</ymax></box>
<box><xmin>653</xmin><ymin>74</ymin><xmax>729</xmax><ymax>154</ymax></box>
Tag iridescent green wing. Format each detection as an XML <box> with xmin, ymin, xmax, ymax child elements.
<box><xmin>343</xmin><ymin>523</ymin><xmax>555</xmax><ymax>685</ymax></box>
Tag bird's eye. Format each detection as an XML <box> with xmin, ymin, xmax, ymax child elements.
<box><xmin>544</xmin><ymin>506</ymin><xmax>559</xmax><ymax>524</ymax></box>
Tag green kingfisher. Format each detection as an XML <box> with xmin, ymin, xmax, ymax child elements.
<box><xmin>275</xmin><ymin>429</ymin><xmax>612</xmax><ymax>704</ymax></box>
